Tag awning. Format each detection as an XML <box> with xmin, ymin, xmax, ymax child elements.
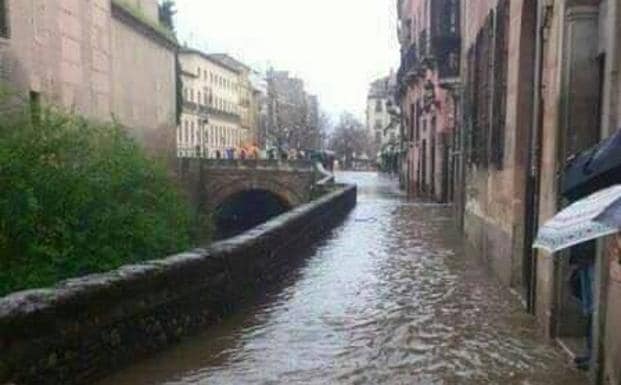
<box><xmin>534</xmin><ymin>185</ymin><xmax>621</xmax><ymax>253</ymax></box>
<box><xmin>562</xmin><ymin>128</ymin><xmax>621</xmax><ymax>200</ymax></box>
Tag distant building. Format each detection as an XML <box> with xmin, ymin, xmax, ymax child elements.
<box><xmin>249</xmin><ymin>72</ymin><xmax>269</xmax><ymax>148</ymax></box>
<box><xmin>177</xmin><ymin>48</ymin><xmax>244</xmax><ymax>158</ymax></box>
<box><xmin>366</xmin><ymin>74</ymin><xmax>401</xmax><ymax>159</ymax></box>
<box><xmin>266</xmin><ymin>69</ymin><xmax>320</xmax><ymax>151</ymax></box>
<box><xmin>0</xmin><ymin>0</ymin><xmax>178</xmax><ymax>157</ymax></box>
<box><xmin>208</xmin><ymin>54</ymin><xmax>260</xmax><ymax>147</ymax></box>
<box><xmin>306</xmin><ymin>94</ymin><xmax>321</xmax><ymax>148</ymax></box>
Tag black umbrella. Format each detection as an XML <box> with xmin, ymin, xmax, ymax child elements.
<box><xmin>562</xmin><ymin>128</ymin><xmax>621</xmax><ymax>201</ymax></box>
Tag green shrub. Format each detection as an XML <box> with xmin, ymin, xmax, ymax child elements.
<box><xmin>0</xmin><ymin>107</ymin><xmax>194</xmax><ymax>296</ymax></box>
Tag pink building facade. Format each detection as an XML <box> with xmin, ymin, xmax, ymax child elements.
<box><xmin>396</xmin><ymin>0</ymin><xmax>460</xmax><ymax>203</ymax></box>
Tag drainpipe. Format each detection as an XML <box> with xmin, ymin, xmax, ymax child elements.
<box><xmin>523</xmin><ymin>0</ymin><xmax>549</xmax><ymax>315</ymax></box>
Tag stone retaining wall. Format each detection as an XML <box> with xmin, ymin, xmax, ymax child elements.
<box><xmin>0</xmin><ymin>185</ymin><xmax>357</xmax><ymax>385</ymax></box>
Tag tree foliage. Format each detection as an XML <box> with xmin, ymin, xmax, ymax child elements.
<box><xmin>158</xmin><ymin>0</ymin><xmax>177</xmax><ymax>32</ymax></box>
<box><xmin>328</xmin><ymin>112</ymin><xmax>372</xmax><ymax>169</ymax></box>
<box><xmin>0</xmin><ymin>107</ymin><xmax>193</xmax><ymax>296</ymax></box>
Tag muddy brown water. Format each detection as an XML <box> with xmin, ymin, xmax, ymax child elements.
<box><xmin>99</xmin><ymin>172</ymin><xmax>585</xmax><ymax>385</ymax></box>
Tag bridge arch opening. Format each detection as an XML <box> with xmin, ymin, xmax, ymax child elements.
<box><xmin>214</xmin><ymin>189</ymin><xmax>292</xmax><ymax>240</ymax></box>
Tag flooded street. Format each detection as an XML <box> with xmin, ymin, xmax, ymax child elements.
<box><xmin>101</xmin><ymin>172</ymin><xmax>585</xmax><ymax>385</ymax></box>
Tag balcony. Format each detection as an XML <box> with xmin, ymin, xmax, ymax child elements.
<box><xmin>183</xmin><ymin>101</ymin><xmax>241</xmax><ymax>123</ymax></box>
<box><xmin>203</xmin><ymin>106</ymin><xmax>241</xmax><ymax>123</ymax></box>
<box><xmin>429</xmin><ymin>0</ymin><xmax>461</xmax><ymax>78</ymax></box>
<box><xmin>397</xmin><ymin>43</ymin><xmax>422</xmax><ymax>86</ymax></box>
<box><xmin>433</xmin><ymin>35</ymin><xmax>461</xmax><ymax>79</ymax></box>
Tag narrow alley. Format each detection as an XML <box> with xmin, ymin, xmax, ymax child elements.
<box><xmin>99</xmin><ymin>172</ymin><xmax>586</xmax><ymax>385</ymax></box>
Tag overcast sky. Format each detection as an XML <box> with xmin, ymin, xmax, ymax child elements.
<box><xmin>174</xmin><ymin>0</ymin><xmax>400</xmax><ymax>121</ymax></box>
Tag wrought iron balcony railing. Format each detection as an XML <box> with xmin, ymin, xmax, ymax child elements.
<box><xmin>183</xmin><ymin>101</ymin><xmax>241</xmax><ymax>123</ymax></box>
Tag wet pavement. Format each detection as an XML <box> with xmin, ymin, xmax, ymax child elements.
<box><xmin>100</xmin><ymin>172</ymin><xmax>586</xmax><ymax>385</ymax></box>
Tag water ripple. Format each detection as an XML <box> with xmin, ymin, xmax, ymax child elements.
<box><xmin>100</xmin><ymin>172</ymin><xmax>586</xmax><ymax>385</ymax></box>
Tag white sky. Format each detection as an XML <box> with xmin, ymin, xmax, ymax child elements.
<box><xmin>173</xmin><ymin>0</ymin><xmax>400</xmax><ymax>120</ymax></box>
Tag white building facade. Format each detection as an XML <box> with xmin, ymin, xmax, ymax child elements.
<box><xmin>366</xmin><ymin>74</ymin><xmax>401</xmax><ymax>155</ymax></box>
<box><xmin>177</xmin><ymin>48</ymin><xmax>245</xmax><ymax>158</ymax></box>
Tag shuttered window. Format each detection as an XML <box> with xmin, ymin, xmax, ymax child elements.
<box><xmin>466</xmin><ymin>3</ymin><xmax>509</xmax><ymax>170</ymax></box>
<box><xmin>0</xmin><ymin>0</ymin><xmax>8</xmax><ymax>39</ymax></box>
<box><xmin>490</xmin><ymin>0</ymin><xmax>509</xmax><ymax>169</ymax></box>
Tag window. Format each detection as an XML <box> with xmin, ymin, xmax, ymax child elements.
<box><xmin>190</xmin><ymin>121</ymin><xmax>194</xmax><ymax>145</ymax></box>
<box><xmin>375</xmin><ymin>120</ymin><xmax>382</xmax><ymax>131</ymax></box>
<box><xmin>190</xmin><ymin>89</ymin><xmax>194</xmax><ymax>102</ymax></box>
<box><xmin>490</xmin><ymin>0</ymin><xmax>509</xmax><ymax>169</ymax></box>
<box><xmin>197</xmin><ymin>91</ymin><xmax>201</xmax><ymax>105</ymax></box>
<box><xmin>0</xmin><ymin>0</ymin><xmax>9</xmax><ymax>39</ymax></box>
<box><xmin>467</xmin><ymin>11</ymin><xmax>494</xmax><ymax>166</ymax></box>
<box><xmin>30</xmin><ymin>91</ymin><xmax>40</xmax><ymax>124</ymax></box>
<box><xmin>375</xmin><ymin>99</ymin><xmax>383</xmax><ymax>112</ymax></box>
<box><xmin>449</xmin><ymin>0</ymin><xmax>458</xmax><ymax>34</ymax></box>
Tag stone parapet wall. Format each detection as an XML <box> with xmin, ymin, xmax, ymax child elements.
<box><xmin>0</xmin><ymin>185</ymin><xmax>357</xmax><ymax>385</ymax></box>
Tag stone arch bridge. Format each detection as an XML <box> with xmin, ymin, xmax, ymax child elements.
<box><xmin>177</xmin><ymin>158</ymin><xmax>317</xmax><ymax>217</ymax></box>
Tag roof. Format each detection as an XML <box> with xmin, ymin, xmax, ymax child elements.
<box><xmin>111</xmin><ymin>0</ymin><xmax>177</xmax><ymax>49</ymax></box>
<box><xmin>368</xmin><ymin>74</ymin><xmax>397</xmax><ymax>99</ymax></box>
<box><xmin>207</xmin><ymin>53</ymin><xmax>252</xmax><ymax>72</ymax></box>
<box><xmin>178</xmin><ymin>47</ymin><xmax>241</xmax><ymax>74</ymax></box>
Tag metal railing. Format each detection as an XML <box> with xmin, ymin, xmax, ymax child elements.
<box><xmin>179</xmin><ymin>158</ymin><xmax>314</xmax><ymax>170</ymax></box>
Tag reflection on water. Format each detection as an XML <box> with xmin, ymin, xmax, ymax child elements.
<box><xmin>100</xmin><ymin>172</ymin><xmax>585</xmax><ymax>385</ymax></box>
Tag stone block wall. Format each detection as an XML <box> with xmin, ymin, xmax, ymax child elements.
<box><xmin>461</xmin><ymin>0</ymin><xmax>535</xmax><ymax>296</ymax></box>
<box><xmin>0</xmin><ymin>185</ymin><xmax>357</xmax><ymax>385</ymax></box>
<box><xmin>0</xmin><ymin>0</ymin><xmax>176</xmax><ymax>159</ymax></box>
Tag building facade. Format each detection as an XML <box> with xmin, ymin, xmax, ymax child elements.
<box><xmin>306</xmin><ymin>94</ymin><xmax>321</xmax><ymax>149</ymax></box>
<box><xmin>250</xmin><ymin>71</ymin><xmax>269</xmax><ymax>148</ymax></box>
<box><xmin>177</xmin><ymin>48</ymin><xmax>244</xmax><ymax>158</ymax></box>
<box><xmin>367</xmin><ymin>73</ymin><xmax>401</xmax><ymax>171</ymax></box>
<box><xmin>0</xmin><ymin>0</ymin><xmax>177</xmax><ymax>157</ymax></box>
<box><xmin>266</xmin><ymin>69</ymin><xmax>319</xmax><ymax>151</ymax></box>
<box><xmin>396</xmin><ymin>0</ymin><xmax>461</xmax><ymax>203</ymax></box>
<box><xmin>208</xmin><ymin>54</ymin><xmax>262</xmax><ymax>147</ymax></box>
<box><xmin>451</xmin><ymin>0</ymin><xmax>621</xmax><ymax>382</ymax></box>
<box><xmin>532</xmin><ymin>1</ymin><xmax>621</xmax><ymax>383</ymax></box>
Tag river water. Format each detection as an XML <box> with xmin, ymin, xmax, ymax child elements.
<box><xmin>100</xmin><ymin>172</ymin><xmax>585</xmax><ymax>385</ymax></box>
